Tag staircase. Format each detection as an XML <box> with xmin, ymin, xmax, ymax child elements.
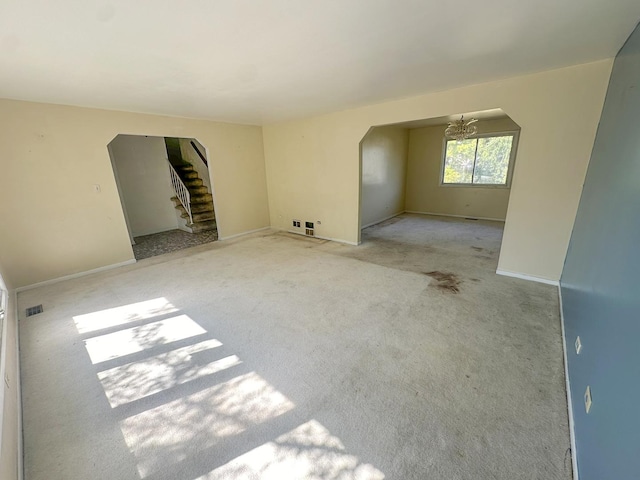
<box><xmin>170</xmin><ymin>164</ymin><xmax>217</xmax><ymax>233</ymax></box>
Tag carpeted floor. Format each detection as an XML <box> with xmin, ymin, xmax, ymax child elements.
<box><xmin>132</xmin><ymin>228</ymin><xmax>218</xmax><ymax>260</ymax></box>
<box><xmin>18</xmin><ymin>214</ymin><xmax>572</xmax><ymax>480</ymax></box>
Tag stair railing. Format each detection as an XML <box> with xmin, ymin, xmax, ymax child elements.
<box><xmin>167</xmin><ymin>161</ymin><xmax>193</xmax><ymax>224</ymax></box>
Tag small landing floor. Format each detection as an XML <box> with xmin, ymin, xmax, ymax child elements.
<box><xmin>132</xmin><ymin>228</ymin><xmax>218</xmax><ymax>260</ymax></box>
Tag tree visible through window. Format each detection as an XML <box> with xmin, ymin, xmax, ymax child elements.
<box><xmin>443</xmin><ymin>134</ymin><xmax>515</xmax><ymax>185</ymax></box>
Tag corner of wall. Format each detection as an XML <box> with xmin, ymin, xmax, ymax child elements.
<box><xmin>0</xmin><ymin>289</ymin><xmax>23</xmax><ymax>480</ymax></box>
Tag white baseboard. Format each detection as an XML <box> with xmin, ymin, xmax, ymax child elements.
<box><xmin>218</xmin><ymin>226</ymin><xmax>271</xmax><ymax>241</ymax></box>
<box><xmin>278</xmin><ymin>228</ymin><xmax>359</xmax><ymax>246</ymax></box>
<box><xmin>558</xmin><ymin>284</ymin><xmax>579</xmax><ymax>480</ymax></box>
<box><xmin>313</xmin><ymin>234</ymin><xmax>358</xmax><ymax>246</ymax></box>
<box><xmin>361</xmin><ymin>212</ymin><xmax>404</xmax><ymax>229</ymax></box>
<box><xmin>405</xmin><ymin>210</ymin><xmax>506</xmax><ymax>223</ymax></box>
<box><xmin>16</xmin><ymin>259</ymin><xmax>137</xmax><ymax>292</ymax></box>
<box><xmin>496</xmin><ymin>269</ymin><xmax>559</xmax><ymax>286</ymax></box>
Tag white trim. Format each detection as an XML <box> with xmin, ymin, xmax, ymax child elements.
<box><xmin>361</xmin><ymin>211</ymin><xmax>404</xmax><ymax>229</ymax></box>
<box><xmin>558</xmin><ymin>285</ymin><xmax>579</xmax><ymax>480</ymax></box>
<box><xmin>313</xmin><ymin>234</ymin><xmax>358</xmax><ymax>246</ymax></box>
<box><xmin>440</xmin><ymin>130</ymin><xmax>520</xmax><ymax>188</ymax></box>
<box><xmin>405</xmin><ymin>210</ymin><xmax>505</xmax><ymax>223</ymax></box>
<box><xmin>0</xmin><ymin>291</ymin><xmax>8</xmax><ymax>470</ymax></box>
<box><xmin>16</xmin><ymin>259</ymin><xmax>137</xmax><ymax>292</ymax></box>
<box><xmin>278</xmin><ymin>228</ymin><xmax>359</xmax><ymax>246</ymax></box>
<box><xmin>14</xmin><ymin>292</ymin><xmax>24</xmax><ymax>480</ymax></box>
<box><xmin>495</xmin><ymin>269</ymin><xmax>559</xmax><ymax>286</ymax></box>
<box><xmin>218</xmin><ymin>226</ymin><xmax>271</xmax><ymax>242</ymax></box>
<box><xmin>0</xmin><ymin>291</ymin><xmax>23</xmax><ymax>480</ymax></box>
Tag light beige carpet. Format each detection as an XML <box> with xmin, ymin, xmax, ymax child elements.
<box><xmin>18</xmin><ymin>214</ymin><xmax>572</xmax><ymax>480</ymax></box>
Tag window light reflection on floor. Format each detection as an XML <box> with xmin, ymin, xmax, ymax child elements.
<box><xmin>197</xmin><ymin>420</ymin><xmax>385</xmax><ymax>480</ymax></box>
<box><xmin>119</xmin><ymin>371</ymin><xmax>296</xmax><ymax>478</ymax></box>
<box><xmin>98</xmin><ymin>339</ymin><xmax>239</xmax><ymax>407</ymax></box>
<box><xmin>73</xmin><ymin>297</ymin><xmax>178</xmax><ymax>334</ymax></box>
<box><xmin>84</xmin><ymin>315</ymin><xmax>206</xmax><ymax>364</ymax></box>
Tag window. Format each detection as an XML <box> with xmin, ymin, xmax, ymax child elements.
<box><xmin>442</xmin><ymin>132</ymin><xmax>517</xmax><ymax>186</ymax></box>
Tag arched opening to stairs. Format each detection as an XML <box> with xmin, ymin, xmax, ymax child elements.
<box><xmin>107</xmin><ymin>134</ymin><xmax>218</xmax><ymax>260</ymax></box>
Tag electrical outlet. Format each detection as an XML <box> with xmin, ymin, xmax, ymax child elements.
<box><xmin>292</xmin><ymin>220</ymin><xmax>301</xmax><ymax>228</ymax></box>
<box><xmin>584</xmin><ymin>386</ymin><xmax>592</xmax><ymax>413</ymax></box>
<box><xmin>305</xmin><ymin>221</ymin><xmax>314</xmax><ymax>229</ymax></box>
<box><xmin>575</xmin><ymin>336</ymin><xmax>582</xmax><ymax>354</ymax></box>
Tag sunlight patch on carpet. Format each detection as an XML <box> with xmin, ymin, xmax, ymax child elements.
<box><xmin>119</xmin><ymin>371</ymin><xmax>295</xmax><ymax>478</ymax></box>
<box><xmin>98</xmin><ymin>340</ymin><xmax>239</xmax><ymax>407</ymax></box>
<box><xmin>84</xmin><ymin>315</ymin><xmax>205</xmax><ymax>364</ymax></box>
<box><xmin>74</xmin><ymin>297</ymin><xmax>178</xmax><ymax>334</ymax></box>
<box><xmin>197</xmin><ymin>420</ymin><xmax>385</xmax><ymax>479</ymax></box>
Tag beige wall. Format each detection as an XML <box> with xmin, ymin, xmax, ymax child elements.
<box><xmin>405</xmin><ymin>117</ymin><xmax>520</xmax><ymax>221</ymax></box>
<box><xmin>361</xmin><ymin>126</ymin><xmax>409</xmax><ymax>228</ymax></box>
<box><xmin>109</xmin><ymin>135</ymin><xmax>179</xmax><ymax>237</ymax></box>
<box><xmin>263</xmin><ymin>59</ymin><xmax>613</xmax><ymax>281</ymax></box>
<box><xmin>0</xmin><ymin>271</ymin><xmax>20</xmax><ymax>480</ymax></box>
<box><xmin>0</xmin><ymin>99</ymin><xmax>270</xmax><ymax>288</ymax></box>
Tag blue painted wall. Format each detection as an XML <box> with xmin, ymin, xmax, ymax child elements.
<box><xmin>561</xmin><ymin>22</ymin><xmax>640</xmax><ymax>480</ymax></box>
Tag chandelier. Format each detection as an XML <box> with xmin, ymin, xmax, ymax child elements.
<box><xmin>445</xmin><ymin>115</ymin><xmax>478</xmax><ymax>141</ymax></box>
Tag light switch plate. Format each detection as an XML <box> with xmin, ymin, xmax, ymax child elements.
<box><xmin>584</xmin><ymin>386</ymin><xmax>592</xmax><ymax>413</ymax></box>
<box><xmin>575</xmin><ymin>336</ymin><xmax>582</xmax><ymax>354</ymax></box>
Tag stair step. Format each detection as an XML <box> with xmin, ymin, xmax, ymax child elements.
<box><xmin>191</xmin><ymin>203</ymin><xmax>214</xmax><ymax>214</ymax></box>
<box><xmin>181</xmin><ymin>211</ymin><xmax>215</xmax><ymax>222</ymax></box>
<box><xmin>188</xmin><ymin>185</ymin><xmax>209</xmax><ymax>195</ymax></box>
<box><xmin>182</xmin><ymin>171</ymin><xmax>199</xmax><ymax>180</ymax></box>
<box><xmin>175</xmin><ymin>164</ymin><xmax>195</xmax><ymax>172</ymax></box>
<box><xmin>190</xmin><ymin>193</ymin><xmax>213</xmax><ymax>204</ymax></box>
<box><xmin>184</xmin><ymin>178</ymin><xmax>203</xmax><ymax>187</ymax></box>
<box><xmin>171</xmin><ymin>196</ymin><xmax>213</xmax><ymax>214</ymax></box>
<box><xmin>188</xmin><ymin>220</ymin><xmax>217</xmax><ymax>233</ymax></box>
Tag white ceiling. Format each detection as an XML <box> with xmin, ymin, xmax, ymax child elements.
<box><xmin>383</xmin><ymin>109</ymin><xmax>509</xmax><ymax>129</ymax></box>
<box><xmin>1</xmin><ymin>1</ymin><xmax>638</xmax><ymax>125</ymax></box>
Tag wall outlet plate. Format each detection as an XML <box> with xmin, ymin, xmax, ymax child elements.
<box><xmin>584</xmin><ymin>386</ymin><xmax>592</xmax><ymax>413</ymax></box>
<box><xmin>575</xmin><ymin>336</ymin><xmax>582</xmax><ymax>354</ymax></box>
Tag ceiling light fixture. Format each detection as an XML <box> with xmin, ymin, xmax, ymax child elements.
<box><xmin>445</xmin><ymin>115</ymin><xmax>478</xmax><ymax>141</ymax></box>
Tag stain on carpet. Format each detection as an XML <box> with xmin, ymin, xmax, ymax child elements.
<box><xmin>424</xmin><ymin>271</ymin><xmax>461</xmax><ymax>293</ymax></box>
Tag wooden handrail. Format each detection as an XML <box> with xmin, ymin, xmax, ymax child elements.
<box><xmin>190</xmin><ymin>141</ymin><xmax>208</xmax><ymax>168</ymax></box>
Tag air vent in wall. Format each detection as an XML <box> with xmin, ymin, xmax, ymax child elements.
<box><xmin>26</xmin><ymin>304</ymin><xmax>43</xmax><ymax>317</ymax></box>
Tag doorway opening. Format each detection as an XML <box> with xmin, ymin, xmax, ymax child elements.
<box><xmin>107</xmin><ymin>135</ymin><xmax>218</xmax><ymax>260</ymax></box>
<box><xmin>357</xmin><ymin>108</ymin><xmax>520</xmax><ymax>274</ymax></box>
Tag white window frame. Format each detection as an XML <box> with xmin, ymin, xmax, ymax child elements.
<box><xmin>439</xmin><ymin>130</ymin><xmax>520</xmax><ymax>188</ymax></box>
